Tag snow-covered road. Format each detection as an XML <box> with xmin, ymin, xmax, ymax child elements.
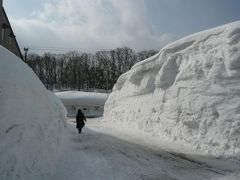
<box><xmin>53</xmin><ymin>118</ymin><xmax>240</xmax><ymax>180</ymax></box>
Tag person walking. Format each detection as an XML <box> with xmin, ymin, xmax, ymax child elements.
<box><xmin>76</xmin><ymin>109</ymin><xmax>87</xmax><ymax>134</ymax></box>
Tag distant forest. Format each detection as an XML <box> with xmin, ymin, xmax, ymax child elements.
<box><xmin>25</xmin><ymin>47</ymin><xmax>158</xmax><ymax>92</ymax></box>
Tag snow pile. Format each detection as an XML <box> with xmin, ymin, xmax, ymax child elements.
<box><xmin>104</xmin><ymin>21</ymin><xmax>240</xmax><ymax>157</ymax></box>
<box><xmin>0</xmin><ymin>46</ymin><xmax>66</xmax><ymax>179</ymax></box>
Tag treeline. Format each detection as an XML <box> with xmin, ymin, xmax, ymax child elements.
<box><xmin>26</xmin><ymin>47</ymin><xmax>158</xmax><ymax>91</ymax></box>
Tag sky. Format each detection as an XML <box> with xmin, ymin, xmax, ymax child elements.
<box><xmin>4</xmin><ymin>0</ymin><xmax>240</xmax><ymax>53</ymax></box>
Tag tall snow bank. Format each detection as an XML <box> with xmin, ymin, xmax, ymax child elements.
<box><xmin>0</xmin><ymin>46</ymin><xmax>66</xmax><ymax>179</ymax></box>
<box><xmin>104</xmin><ymin>21</ymin><xmax>240</xmax><ymax>157</ymax></box>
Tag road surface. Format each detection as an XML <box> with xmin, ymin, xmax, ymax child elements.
<box><xmin>53</xmin><ymin>118</ymin><xmax>240</xmax><ymax>180</ymax></box>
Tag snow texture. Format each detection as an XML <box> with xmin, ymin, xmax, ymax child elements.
<box><xmin>104</xmin><ymin>21</ymin><xmax>240</xmax><ymax>157</ymax></box>
<box><xmin>0</xmin><ymin>46</ymin><xmax>67</xmax><ymax>180</ymax></box>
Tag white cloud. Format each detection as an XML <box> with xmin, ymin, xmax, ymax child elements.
<box><xmin>10</xmin><ymin>0</ymin><xmax>177</xmax><ymax>53</ymax></box>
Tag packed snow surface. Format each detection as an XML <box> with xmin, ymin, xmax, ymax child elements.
<box><xmin>54</xmin><ymin>117</ymin><xmax>240</xmax><ymax>180</ymax></box>
<box><xmin>104</xmin><ymin>21</ymin><xmax>240</xmax><ymax>157</ymax></box>
<box><xmin>0</xmin><ymin>46</ymin><xmax>66</xmax><ymax>180</ymax></box>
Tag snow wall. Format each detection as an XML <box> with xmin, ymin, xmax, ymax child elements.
<box><xmin>104</xmin><ymin>21</ymin><xmax>240</xmax><ymax>157</ymax></box>
<box><xmin>0</xmin><ymin>46</ymin><xmax>67</xmax><ymax>180</ymax></box>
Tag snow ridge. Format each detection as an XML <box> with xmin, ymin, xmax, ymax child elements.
<box><xmin>0</xmin><ymin>46</ymin><xmax>67</xmax><ymax>180</ymax></box>
<box><xmin>104</xmin><ymin>21</ymin><xmax>240</xmax><ymax>157</ymax></box>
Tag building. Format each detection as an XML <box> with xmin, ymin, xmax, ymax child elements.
<box><xmin>55</xmin><ymin>91</ymin><xmax>108</xmax><ymax>117</ymax></box>
<box><xmin>0</xmin><ymin>0</ymin><xmax>23</xmax><ymax>59</ymax></box>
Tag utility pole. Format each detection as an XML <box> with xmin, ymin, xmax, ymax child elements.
<box><xmin>23</xmin><ymin>47</ymin><xmax>29</xmax><ymax>62</ymax></box>
<box><xmin>106</xmin><ymin>70</ymin><xmax>109</xmax><ymax>97</ymax></box>
<box><xmin>0</xmin><ymin>0</ymin><xmax>3</xmax><ymax>45</ymax></box>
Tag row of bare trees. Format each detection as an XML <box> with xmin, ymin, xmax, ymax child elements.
<box><xmin>26</xmin><ymin>47</ymin><xmax>158</xmax><ymax>91</ymax></box>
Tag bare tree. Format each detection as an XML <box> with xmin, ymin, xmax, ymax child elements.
<box><xmin>25</xmin><ymin>47</ymin><xmax>158</xmax><ymax>92</ymax></box>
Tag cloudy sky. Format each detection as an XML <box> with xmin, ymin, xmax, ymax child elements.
<box><xmin>4</xmin><ymin>0</ymin><xmax>240</xmax><ymax>53</ymax></box>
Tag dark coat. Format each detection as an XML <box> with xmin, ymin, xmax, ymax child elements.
<box><xmin>76</xmin><ymin>111</ymin><xmax>86</xmax><ymax>129</ymax></box>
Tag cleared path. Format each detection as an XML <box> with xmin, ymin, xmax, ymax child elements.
<box><xmin>53</xmin><ymin>118</ymin><xmax>240</xmax><ymax>180</ymax></box>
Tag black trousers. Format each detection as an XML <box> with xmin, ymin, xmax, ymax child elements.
<box><xmin>77</xmin><ymin>123</ymin><xmax>85</xmax><ymax>134</ymax></box>
<box><xmin>78</xmin><ymin>128</ymin><xmax>82</xmax><ymax>134</ymax></box>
